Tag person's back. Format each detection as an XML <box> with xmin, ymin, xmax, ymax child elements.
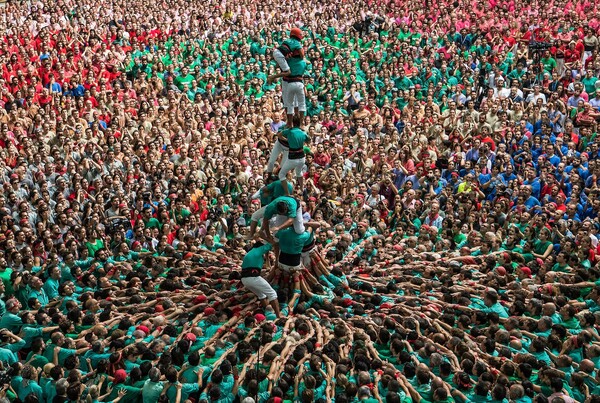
<box><xmin>142</xmin><ymin>379</ymin><xmax>163</xmax><ymax>403</ymax></box>
<box><xmin>279</xmin><ymin>37</ymin><xmax>306</xmax><ymax>77</ymax></box>
<box><xmin>278</xmin><ymin>227</ymin><xmax>310</xmax><ymax>255</ymax></box>
<box><xmin>142</xmin><ymin>368</ymin><xmax>163</xmax><ymax>403</ymax></box>
<box><xmin>281</xmin><ymin>127</ymin><xmax>308</xmax><ymax>150</ymax></box>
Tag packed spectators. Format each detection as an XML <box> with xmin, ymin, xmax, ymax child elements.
<box><xmin>2</xmin><ymin>0</ymin><xmax>600</xmax><ymax>402</ymax></box>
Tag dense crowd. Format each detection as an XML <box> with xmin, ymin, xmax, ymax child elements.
<box><xmin>2</xmin><ymin>0</ymin><xmax>600</xmax><ymax>401</ymax></box>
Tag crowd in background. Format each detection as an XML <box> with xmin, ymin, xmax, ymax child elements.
<box><xmin>2</xmin><ymin>0</ymin><xmax>600</xmax><ymax>401</ymax></box>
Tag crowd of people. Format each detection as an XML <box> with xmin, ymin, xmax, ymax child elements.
<box><xmin>2</xmin><ymin>0</ymin><xmax>600</xmax><ymax>401</ymax></box>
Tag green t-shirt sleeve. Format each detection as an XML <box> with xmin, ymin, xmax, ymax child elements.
<box><xmin>59</xmin><ymin>347</ymin><xmax>77</xmax><ymax>364</ymax></box>
<box><xmin>263</xmin><ymin>202</ymin><xmax>277</xmax><ymax>220</ymax></box>
<box><xmin>7</xmin><ymin>339</ymin><xmax>25</xmax><ymax>353</ymax></box>
<box><xmin>259</xmin><ymin>244</ymin><xmax>273</xmax><ymax>254</ymax></box>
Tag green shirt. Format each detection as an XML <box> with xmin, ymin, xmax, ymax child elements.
<box><xmin>42</xmin><ymin>344</ymin><xmax>76</xmax><ymax>366</ymax></box>
<box><xmin>141</xmin><ymin>380</ymin><xmax>164</xmax><ymax>403</ymax></box>
<box><xmin>278</xmin><ymin>228</ymin><xmax>311</xmax><ymax>255</ymax></box>
<box><xmin>0</xmin><ymin>312</ymin><xmax>23</xmax><ymax>332</ymax></box>
<box><xmin>86</xmin><ymin>239</ymin><xmax>105</xmax><ymax>258</ymax></box>
<box><xmin>174</xmin><ymin>74</ymin><xmax>195</xmax><ymax>91</ymax></box>
<box><xmin>43</xmin><ymin>277</ymin><xmax>60</xmax><ymax>300</ymax></box>
<box><xmin>541</xmin><ymin>57</ymin><xmax>557</xmax><ymax>72</ymax></box>
<box><xmin>264</xmin><ymin>197</ymin><xmax>299</xmax><ymax>220</ymax></box>
<box><xmin>281</xmin><ymin>127</ymin><xmax>309</xmax><ymax>150</ymax></box>
<box><xmin>278</xmin><ymin>38</ymin><xmax>306</xmax><ymax>77</ymax></box>
<box><xmin>260</xmin><ymin>181</ymin><xmax>293</xmax><ymax>206</ymax></box>
<box><xmin>242</xmin><ymin>244</ymin><xmax>272</xmax><ymax>269</ymax></box>
<box><xmin>0</xmin><ymin>268</ymin><xmax>14</xmax><ymax>296</ymax></box>
<box><xmin>20</xmin><ymin>326</ymin><xmax>43</xmax><ymax>348</ymax></box>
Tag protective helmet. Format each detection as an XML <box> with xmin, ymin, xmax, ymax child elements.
<box><xmin>290</xmin><ymin>27</ymin><xmax>303</xmax><ymax>40</ymax></box>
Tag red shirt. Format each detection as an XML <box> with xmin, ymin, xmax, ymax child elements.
<box><xmin>313</xmin><ymin>152</ymin><xmax>331</xmax><ymax>167</ymax></box>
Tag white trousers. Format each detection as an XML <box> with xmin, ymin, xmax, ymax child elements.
<box><xmin>267</xmin><ymin>139</ymin><xmax>289</xmax><ymax>173</ymax></box>
<box><xmin>282</xmin><ymin>81</ymin><xmax>306</xmax><ymax>115</ymax></box>
<box><xmin>241</xmin><ymin>276</ymin><xmax>278</xmax><ymax>301</ymax></box>
<box><xmin>279</xmin><ymin>157</ymin><xmax>305</xmax><ymax>180</ymax></box>
<box><xmin>278</xmin><ymin>261</ymin><xmax>303</xmax><ymax>273</ymax></box>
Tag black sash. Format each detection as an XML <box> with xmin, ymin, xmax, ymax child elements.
<box><xmin>279</xmin><ymin>252</ymin><xmax>301</xmax><ymax>266</ymax></box>
<box><xmin>241</xmin><ymin>268</ymin><xmax>261</xmax><ymax>278</ymax></box>
<box><xmin>288</xmin><ymin>148</ymin><xmax>305</xmax><ymax>160</ymax></box>
<box><xmin>283</xmin><ymin>76</ymin><xmax>304</xmax><ymax>83</ymax></box>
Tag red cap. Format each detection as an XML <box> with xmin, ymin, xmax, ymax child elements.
<box><xmin>290</xmin><ymin>27</ymin><xmax>303</xmax><ymax>40</ymax></box>
<box><xmin>204</xmin><ymin>307</ymin><xmax>216</xmax><ymax>316</ymax></box>
<box><xmin>342</xmin><ymin>298</ymin><xmax>353</xmax><ymax>307</ymax></box>
<box><xmin>254</xmin><ymin>313</ymin><xmax>266</xmax><ymax>322</ymax></box>
<box><xmin>496</xmin><ymin>266</ymin><xmax>507</xmax><ymax>276</ymax></box>
<box><xmin>155</xmin><ymin>305</ymin><xmax>164</xmax><ymax>313</ymax></box>
<box><xmin>136</xmin><ymin>325</ymin><xmax>149</xmax><ymax>335</ymax></box>
<box><xmin>520</xmin><ymin>266</ymin><xmax>532</xmax><ymax>277</ymax></box>
<box><xmin>380</xmin><ymin>303</ymin><xmax>392</xmax><ymax>309</ymax></box>
<box><xmin>185</xmin><ymin>333</ymin><xmax>197</xmax><ymax>342</ymax></box>
<box><xmin>114</xmin><ymin>369</ymin><xmax>127</xmax><ymax>383</ymax></box>
<box><xmin>193</xmin><ymin>295</ymin><xmax>207</xmax><ymax>304</ymax></box>
<box><xmin>132</xmin><ymin>241</ymin><xmax>141</xmax><ymax>249</ymax></box>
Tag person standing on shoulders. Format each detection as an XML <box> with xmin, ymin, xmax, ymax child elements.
<box><xmin>268</xmin><ymin>28</ymin><xmax>307</xmax><ymax>126</ymax></box>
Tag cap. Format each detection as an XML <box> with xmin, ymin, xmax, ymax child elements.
<box><xmin>114</xmin><ymin>369</ymin><xmax>127</xmax><ymax>383</ymax></box>
<box><xmin>136</xmin><ymin>325</ymin><xmax>149</xmax><ymax>335</ymax></box>
<box><xmin>496</xmin><ymin>266</ymin><xmax>507</xmax><ymax>276</ymax></box>
<box><xmin>254</xmin><ymin>313</ymin><xmax>266</xmax><ymax>322</ymax></box>
<box><xmin>132</xmin><ymin>241</ymin><xmax>141</xmax><ymax>249</ymax></box>
<box><xmin>204</xmin><ymin>307</ymin><xmax>216</xmax><ymax>316</ymax></box>
<box><xmin>520</xmin><ymin>266</ymin><xmax>532</xmax><ymax>277</ymax></box>
<box><xmin>185</xmin><ymin>333</ymin><xmax>197</xmax><ymax>342</ymax></box>
<box><xmin>193</xmin><ymin>294</ymin><xmax>207</xmax><ymax>304</ymax></box>
<box><xmin>290</xmin><ymin>27</ymin><xmax>304</xmax><ymax>40</ymax></box>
